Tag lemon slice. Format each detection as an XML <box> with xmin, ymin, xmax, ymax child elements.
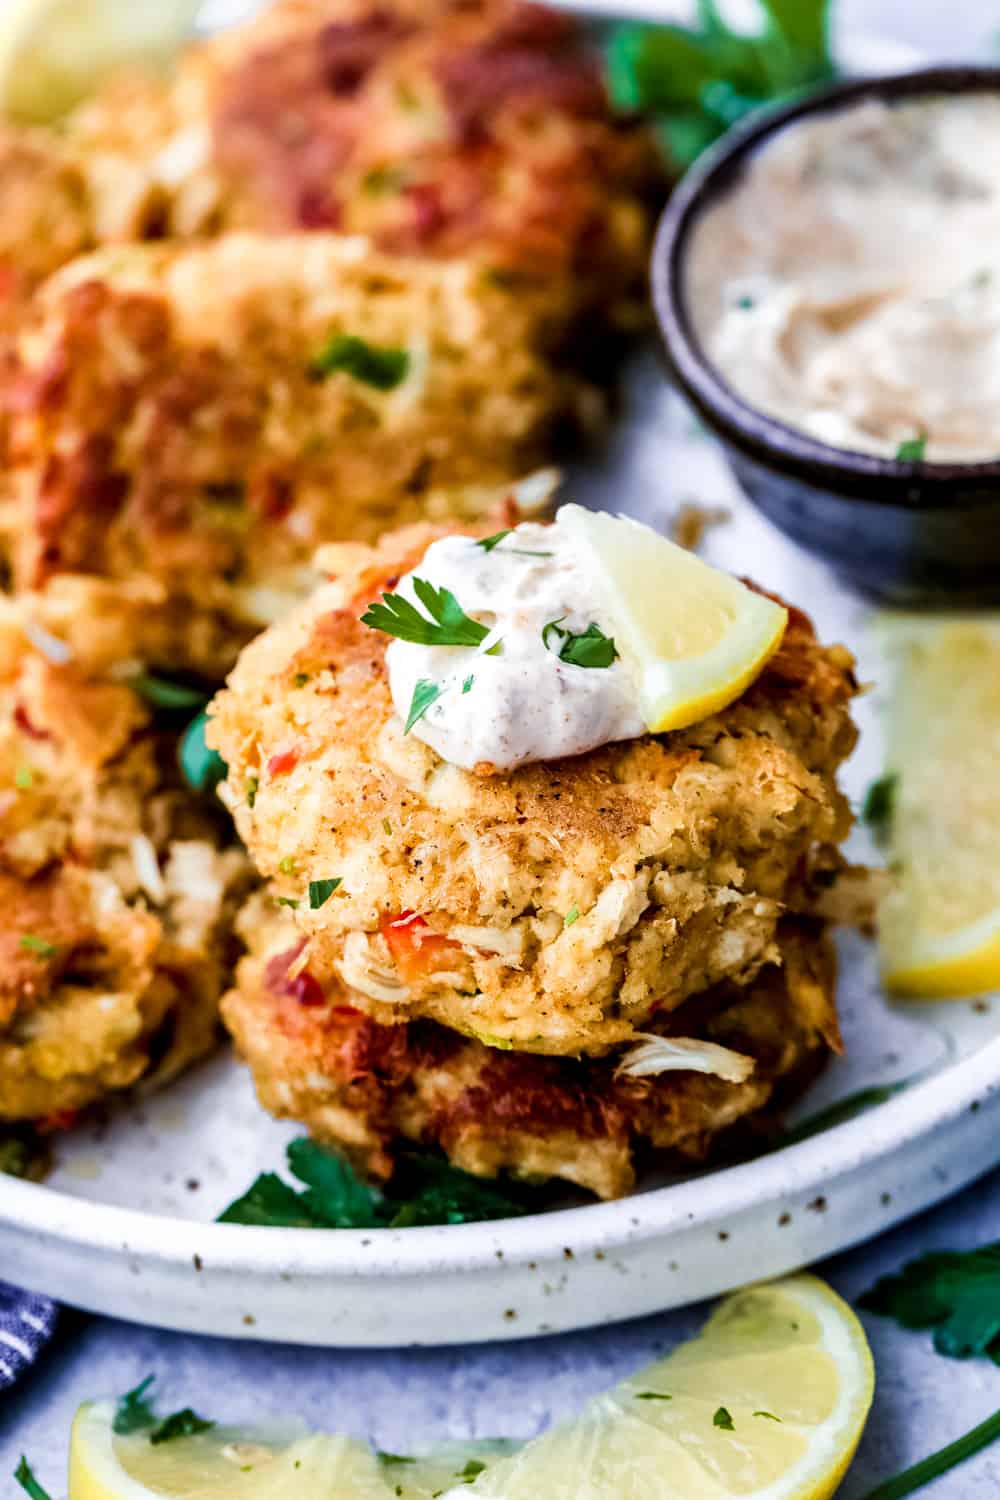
<box><xmin>69</xmin><ymin>1401</ymin><xmax>514</xmax><ymax>1500</ymax></box>
<box><xmin>874</xmin><ymin>614</ymin><xmax>1000</xmax><ymax>997</ymax></box>
<box><xmin>437</xmin><ymin>1276</ymin><xmax>873</xmax><ymax>1500</ymax></box>
<box><xmin>558</xmin><ymin>505</ymin><xmax>787</xmax><ymax>734</ymax></box>
<box><xmin>0</xmin><ymin>0</ymin><xmax>201</xmax><ymax>124</ymax></box>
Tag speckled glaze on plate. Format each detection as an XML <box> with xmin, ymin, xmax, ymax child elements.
<box><xmin>5</xmin><ymin>22</ymin><xmax>995</xmax><ymax>1346</ymax></box>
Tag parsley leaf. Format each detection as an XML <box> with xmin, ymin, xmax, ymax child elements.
<box><xmin>635</xmin><ymin>1391</ymin><xmax>672</xmax><ymax>1401</ymax></box>
<box><xmin>542</xmin><ymin>619</ymin><xmax>618</xmax><ymax>669</ymax></box>
<box><xmin>895</xmin><ymin>432</ymin><xmax>928</xmax><ymax>463</ymax></box>
<box><xmin>150</xmin><ymin>1409</ymin><xmax>215</xmax><ymax>1445</ymax></box>
<box><xmin>114</xmin><ymin>1375</ymin><xmax>158</xmax><ymax>1434</ymax></box>
<box><xmin>860</xmin><ymin>1241</ymin><xmax>1000</xmax><ymax>1361</ymax></box>
<box><xmin>713</xmin><ymin>1406</ymin><xmax>735</xmax><ymax>1430</ymax></box>
<box><xmin>405</xmin><ymin>678</ymin><xmax>445</xmax><ymax>734</ymax></box>
<box><xmin>19</xmin><ymin>934</ymin><xmax>57</xmax><ymax>958</ymax></box>
<box><xmin>309</xmin><ymin>334</ymin><xmax>410</xmax><ymax>390</ymax></box>
<box><xmin>606</xmin><ymin>0</ymin><xmax>833</xmax><ymax>171</ymax></box>
<box><xmin>179</xmin><ymin>710</ymin><xmax>227</xmax><ymax>795</ymax></box>
<box><xmin>754</xmin><ymin>1410</ymin><xmax>781</xmax><ymax>1421</ymax></box>
<box><xmin>564</xmin><ymin>906</ymin><xmax>580</xmax><ymax>928</ymax></box>
<box><xmin>308</xmin><ymin>877</ymin><xmax>342</xmax><ymax>910</ymax></box>
<box><xmin>132</xmin><ymin>674</ymin><xmax>211</xmax><ymax>713</ymax></box>
<box><xmin>862</xmin><ymin>772</ymin><xmax>898</xmax><ymax>844</ymax></box>
<box><xmin>362</xmin><ymin>578</ymin><xmax>496</xmax><ymax>651</ymax></box>
<box><xmin>14</xmin><ymin>1458</ymin><xmax>52</xmax><ymax>1500</ymax></box>
<box><xmin>476</xmin><ymin>530</ymin><xmax>512</xmax><ymax>552</ymax></box>
<box><xmin>461</xmin><ymin>674</ymin><xmax>475</xmax><ymax>694</ymax></box>
<box><xmin>457</xmin><ymin>1459</ymin><xmax>487</xmax><ymax>1482</ymax></box>
<box><xmin>219</xmin><ymin>1140</ymin><xmax>537</xmax><ymax>1230</ymax></box>
<box><xmin>15</xmin><ymin>765</ymin><xmax>33</xmax><ymax>790</ymax></box>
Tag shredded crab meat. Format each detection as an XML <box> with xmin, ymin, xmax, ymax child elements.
<box><xmin>616</xmin><ymin>1034</ymin><xmax>756</xmax><ymax>1084</ymax></box>
<box><xmin>129</xmin><ymin>833</ymin><xmax>166</xmax><ymax>905</ymax></box>
<box><xmin>337</xmin><ymin>930</ymin><xmax>412</xmax><ymax>1003</ymax></box>
<box><xmin>449</xmin><ymin>923</ymin><xmax>526</xmax><ymax>962</ymax></box>
<box><xmin>21</xmin><ymin>617</ymin><xmax>73</xmax><ymax>664</ymax></box>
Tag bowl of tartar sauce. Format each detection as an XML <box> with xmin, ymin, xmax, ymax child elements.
<box><xmin>652</xmin><ymin>67</ymin><xmax>1000</xmax><ymax>606</ymax></box>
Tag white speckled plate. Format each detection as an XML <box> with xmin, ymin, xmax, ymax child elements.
<box><xmin>5</xmin><ymin>21</ymin><xmax>994</xmax><ymax>1346</ymax></box>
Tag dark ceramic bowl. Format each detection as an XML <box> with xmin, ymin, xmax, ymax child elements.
<box><xmin>652</xmin><ymin>67</ymin><xmax>1000</xmax><ymax>607</ymax></box>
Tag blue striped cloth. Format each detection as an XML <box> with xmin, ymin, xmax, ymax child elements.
<box><xmin>0</xmin><ymin>1282</ymin><xmax>58</xmax><ymax>1390</ymax></box>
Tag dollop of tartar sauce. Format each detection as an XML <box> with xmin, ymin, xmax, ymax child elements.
<box><xmin>385</xmin><ymin>518</ymin><xmax>644</xmax><ymax>771</ymax></box>
<box><xmin>687</xmin><ymin>95</ymin><xmax>1000</xmax><ymax>462</ymax></box>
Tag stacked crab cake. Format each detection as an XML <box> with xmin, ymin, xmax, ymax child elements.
<box><xmin>210</xmin><ymin>511</ymin><xmax>859</xmax><ymax>1198</ymax></box>
<box><xmin>0</xmin><ymin>605</ymin><xmax>252</xmax><ymax>1124</ymax></box>
<box><xmin>2</xmin><ymin>235</ymin><xmax>563</xmax><ymax>678</ymax></box>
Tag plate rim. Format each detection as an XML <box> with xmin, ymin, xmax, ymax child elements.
<box><xmin>4</xmin><ymin>1029</ymin><xmax>998</xmax><ymax>1276</ymax></box>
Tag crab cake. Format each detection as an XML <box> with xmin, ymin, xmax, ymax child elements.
<box><xmin>208</xmin><ymin>519</ymin><xmax>859</xmax><ymax>1058</ymax></box>
<box><xmin>0</xmin><ymin>608</ymin><xmax>252</xmax><ymax>1122</ymax></box>
<box><xmin>63</xmin><ymin>0</ymin><xmax>657</xmax><ymax>333</ymax></box>
<box><xmin>224</xmin><ymin>899</ymin><xmax>839</xmax><ymax>1198</ymax></box>
<box><xmin>1</xmin><ymin>234</ymin><xmax>565</xmax><ymax>677</ymax></box>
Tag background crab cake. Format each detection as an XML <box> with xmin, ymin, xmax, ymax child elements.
<box><xmin>62</xmin><ymin>0</ymin><xmax>658</xmax><ymax>332</ymax></box>
<box><xmin>0</xmin><ymin>608</ymin><xmax>252</xmax><ymax>1122</ymax></box>
<box><xmin>208</xmin><ymin>522</ymin><xmax>859</xmax><ymax>1059</ymax></box>
<box><xmin>1</xmin><ymin>235</ymin><xmax>565</xmax><ymax>677</ymax></box>
<box><xmin>224</xmin><ymin>900</ymin><xmax>839</xmax><ymax>1199</ymax></box>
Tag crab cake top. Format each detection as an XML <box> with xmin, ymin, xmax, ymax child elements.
<box><xmin>2</xmin><ymin>233</ymin><xmax>566</xmax><ymax>677</ymax></box>
<box><xmin>209</xmin><ymin>520</ymin><xmax>858</xmax><ymax>1057</ymax></box>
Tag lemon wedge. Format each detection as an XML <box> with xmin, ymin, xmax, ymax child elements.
<box><xmin>68</xmin><ymin>1401</ymin><xmax>513</xmax><ymax>1500</ymax></box>
<box><xmin>558</xmin><ymin>505</ymin><xmax>787</xmax><ymax>734</ymax></box>
<box><xmin>438</xmin><ymin>1276</ymin><xmax>873</xmax><ymax>1500</ymax></box>
<box><xmin>0</xmin><ymin>0</ymin><xmax>201</xmax><ymax>124</ymax></box>
<box><xmin>874</xmin><ymin>614</ymin><xmax>1000</xmax><ymax>998</ymax></box>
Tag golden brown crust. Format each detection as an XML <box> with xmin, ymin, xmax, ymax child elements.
<box><xmin>209</xmin><ymin>522</ymin><xmax>859</xmax><ymax>1057</ymax></box>
<box><xmin>223</xmin><ymin>901</ymin><xmax>838</xmax><ymax>1199</ymax></box>
<box><xmin>0</xmin><ymin>608</ymin><xmax>253</xmax><ymax>1121</ymax></box>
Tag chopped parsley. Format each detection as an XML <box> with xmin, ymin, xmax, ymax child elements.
<box><xmin>114</xmin><ymin>1375</ymin><xmax>158</xmax><ymax>1434</ymax></box>
<box><xmin>309</xmin><ymin>333</ymin><xmax>410</xmax><ymax>390</ymax></box>
<box><xmin>18</xmin><ymin>934</ymin><xmax>57</xmax><ymax>958</ymax></box>
<box><xmin>14</xmin><ymin>765</ymin><xmax>33</xmax><ymax>790</ymax></box>
<box><xmin>279</xmin><ymin>856</ymin><xmax>297</xmax><ymax>875</ymax></box>
<box><xmin>754</xmin><ymin>1411</ymin><xmax>781</xmax><ymax>1422</ymax></box>
<box><xmin>377</xmin><ymin>1452</ymin><xmax>416</xmax><ymax>1465</ymax></box>
<box><xmin>475</xmin><ymin>530</ymin><xmax>552</xmax><ymax>558</ymax></box>
<box><xmin>293</xmin><ymin>673</ymin><xmax>310</xmax><ymax>688</ymax></box>
<box><xmin>308</xmin><ymin>877</ymin><xmax>342</xmax><ymax>910</ymax></box>
<box><xmin>895</xmin><ymin>432</ymin><xmax>928</xmax><ymax>463</ymax></box>
<box><xmin>383</xmin><ymin>818</ymin><xmax>393</xmax><ymax>835</ymax></box>
<box><xmin>713</xmin><ymin>1407</ymin><xmax>734</xmax><ymax>1431</ymax></box>
<box><xmin>219</xmin><ymin>1138</ymin><xmax>538</xmax><ymax>1230</ymax></box>
<box><xmin>179</xmin><ymin>711</ymin><xmax>227</xmax><ymax>795</ymax></box>
<box><xmin>457</xmin><ymin>1459</ymin><xmax>487</xmax><ymax>1482</ymax></box>
<box><xmin>461</xmin><ymin>674</ymin><xmax>475</xmax><ymax>694</ymax></box>
<box><xmin>405</xmin><ymin>678</ymin><xmax>445</xmax><ymax>734</ymax></box>
<box><xmin>276</xmin><ymin>897</ymin><xmax>300</xmax><ymax>909</ymax></box>
<box><xmin>14</xmin><ymin>1458</ymin><xmax>51</xmax><ymax>1500</ymax></box>
<box><xmin>635</xmin><ymin>1391</ymin><xmax>672</xmax><ymax>1401</ymax></box>
<box><xmin>542</xmin><ymin>619</ymin><xmax>619</xmax><ymax>670</ymax></box>
<box><xmin>860</xmin><ymin>1239</ymin><xmax>1000</xmax><ymax>1361</ymax></box>
<box><xmin>862</xmin><ymin>772</ymin><xmax>898</xmax><ymax>844</ymax></box>
<box><xmin>564</xmin><ymin>906</ymin><xmax>580</xmax><ymax>928</ymax></box>
<box><xmin>132</xmin><ymin>674</ymin><xmax>211</xmax><ymax>712</ymax></box>
<box><xmin>362</xmin><ymin>579</ymin><xmax>498</xmax><ymax>652</ymax></box>
<box><xmin>246</xmin><ymin>775</ymin><xmax>259</xmax><ymax>808</ymax></box>
<box><xmin>150</xmin><ymin>1409</ymin><xmax>216</xmax><ymax>1446</ymax></box>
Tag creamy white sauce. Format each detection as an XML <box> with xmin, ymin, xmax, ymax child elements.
<box><xmin>688</xmin><ymin>95</ymin><xmax>1000</xmax><ymax>462</ymax></box>
<box><xmin>385</xmin><ymin>517</ymin><xmax>644</xmax><ymax>770</ymax></box>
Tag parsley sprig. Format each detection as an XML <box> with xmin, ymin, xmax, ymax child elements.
<box><xmin>860</xmin><ymin>1240</ymin><xmax>1000</xmax><ymax>1361</ymax></box>
<box><xmin>543</xmin><ymin>619</ymin><xmax>619</xmax><ymax>669</ymax></box>
<box><xmin>110</xmin><ymin>1375</ymin><xmax>215</xmax><ymax>1446</ymax></box>
<box><xmin>14</xmin><ymin>1459</ymin><xmax>51</xmax><ymax>1500</ymax></box>
<box><xmin>309</xmin><ymin>333</ymin><xmax>410</xmax><ymax>390</ymax></box>
<box><xmin>362</xmin><ymin>579</ymin><xmax>499</xmax><ymax>652</ymax></box>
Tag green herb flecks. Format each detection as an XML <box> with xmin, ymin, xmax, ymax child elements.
<box><xmin>279</xmin><ymin>856</ymin><xmax>296</xmax><ymax>876</ymax></box>
<box><xmin>14</xmin><ymin>1458</ymin><xmax>52</xmax><ymax>1500</ymax></box>
<box><xmin>246</xmin><ymin>775</ymin><xmax>259</xmax><ymax>808</ymax></box>
<box><xmin>276</xmin><ymin>897</ymin><xmax>299</xmax><ymax>909</ymax></box>
<box><xmin>309</xmin><ymin>333</ymin><xmax>410</xmax><ymax>390</ymax></box>
<box><xmin>605</xmin><ymin>0</ymin><xmax>833</xmax><ymax>171</ymax></box>
<box><xmin>862</xmin><ymin>772</ymin><xmax>898</xmax><ymax>845</ymax></box>
<box><xmin>114</xmin><ymin>1375</ymin><xmax>158</xmax><ymax>1434</ymax></box>
<box><xmin>362</xmin><ymin>578</ymin><xmax>499</xmax><ymax>652</ymax></box>
<box><xmin>377</xmin><ymin>1452</ymin><xmax>416</xmax><ymax>1465</ymax></box>
<box><xmin>293</xmin><ymin>673</ymin><xmax>310</xmax><ymax>688</ymax></box>
<box><xmin>475</xmin><ymin>530</ymin><xmax>552</xmax><ymax>559</ymax></box>
<box><xmin>15</xmin><ymin>765</ymin><xmax>33</xmax><ymax>790</ymax></box>
<box><xmin>542</xmin><ymin>619</ymin><xmax>618</xmax><ymax>670</ymax></box>
<box><xmin>564</xmin><ymin>906</ymin><xmax>580</xmax><ymax>928</ymax></box>
<box><xmin>0</xmin><ymin>1127</ymin><xmax>49</xmax><ymax>1181</ymax></box>
<box><xmin>18</xmin><ymin>934</ymin><xmax>57</xmax><ymax>958</ymax></box>
<box><xmin>219</xmin><ymin>1139</ymin><xmax>538</xmax><ymax>1230</ymax></box>
<box><xmin>179</xmin><ymin>711</ymin><xmax>227</xmax><ymax>795</ymax></box>
<box><xmin>308</xmin><ymin>877</ymin><xmax>342</xmax><ymax>910</ymax></box>
<box><xmin>857</xmin><ymin>1406</ymin><xmax>1000</xmax><ymax>1500</ymax></box>
<box><xmin>150</xmin><ymin>1409</ymin><xmax>216</xmax><ymax>1446</ymax></box>
<box><xmin>635</xmin><ymin>1391</ymin><xmax>672</xmax><ymax>1401</ymax></box>
<box><xmin>754</xmin><ymin>1411</ymin><xmax>781</xmax><ymax>1421</ymax></box>
<box><xmin>713</xmin><ymin>1406</ymin><xmax>735</xmax><ymax>1431</ymax></box>
<box><xmin>860</xmin><ymin>1239</ymin><xmax>1000</xmax><ymax>1361</ymax></box>
<box><xmin>461</xmin><ymin>674</ymin><xmax>475</xmax><ymax>694</ymax></box>
<box><xmin>457</xmin><ymin>1460</ymin><xmax>487</xmax><ymax>1482</ymax></box>
<box><xmin>405</xmin><ymin>678</ymin><xmax>445</xmax><ymax>734</ymax></box>
<box><xmin>895</xmin><ymin>432</ymin><xmax>928</xmax><ymax>463</ymax></box>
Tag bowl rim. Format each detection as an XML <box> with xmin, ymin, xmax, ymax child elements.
<box><xmin>652</xmin><ymin>64</ymin><xmax>1000</xmax><ymax>504</ymax></box>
